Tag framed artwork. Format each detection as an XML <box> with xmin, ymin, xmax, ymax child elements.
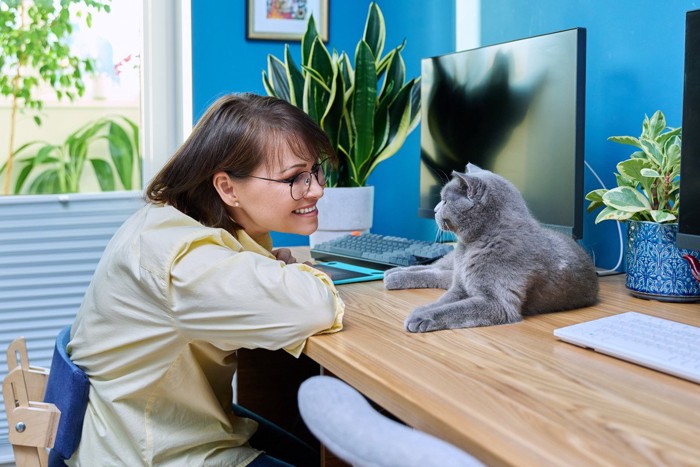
<box><xmin>247</xmin><ymin>0</ymin><xmax>328</xmax><ymax>41</ymax></box>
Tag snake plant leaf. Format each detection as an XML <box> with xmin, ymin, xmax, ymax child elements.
<box><xmin>365</xmin><ymin>79</ymin><xmax>417</xmax><ymax>181</ymax></box>
<box><xmin>303</xmin><ymin>66</ymin><xmax>333</xmax><ymax>93</ymax></box>
<box><xmin>321</xmin><ymin>65</ymin><xmax>345</xmax><ymax>150</ymax></box>
<box><xmin>309</xmin><ymin>37</ymin><xmax>333</xmax><ymax>86</ymax></box>
<box><xmin>362</xmin><ymin>2</ymin><xmax>385</xmax><ymax>66</ymax></box>
<box><xmin>90</xmin><ymin>158</ymin><xmax>116</xmax><ymax>191</ymax></box>
<box><xmin>408</xmin><ymin>78</ymin><xmax>421</xmax><ymax>133</ymax></box>
<box><xmin>285</xmin><ymin>45</ymin><xmax>305</xmax><ymax>107</ymax></box>
<box><xmin>602</xmin><ymin>186</ymin><xmax>651</xmax><ymax>212</ymax></box>
<box><xmin>372</xmin><ymin>98</ymin><xmax>390</xmax><ymax>155</ymax></box>
<box><xmin>303</xmin><ymin>38</ymin><xmax>334</xmax><ymax>122</ymax></box>
<box><xmin>385</xmin><ymin>79</ymin><xmax>414</xmax><ymax>142</ymax></box>
<box><xmin>266</xmin><ymin>55</ymin><xmax>291</xmax><ymax>103</ymax></box>
<box><xmin>379</xmin><ymin>49</ymin><xmax>404</xmax><ymax>103</ymax></box>
<box><xmin>302</xmin><ymin>14</ymin><xmax>320</xmax><ymax>67</ymax></box>
<box><xmin>650</xmin><ymin>209</ymin><xmax>677</xmax><ymax>223</ymax></box>
<box><xmin>351</xmin><ymin>41</ymin><xmax>377</xmax><ymax>175</ymax></box>
<box><xmin>377</xmin><ymin>40</ymin><xmax>405</xmax><ymax>77</ymax></box>
<box><xmin>594</xmin><ymin>206</ymin><xmax>635</xmax><ymax>224</ymax></box>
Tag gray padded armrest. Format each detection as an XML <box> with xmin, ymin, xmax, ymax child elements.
<box><xmin>298</xmin><ymin>375</ymin><xmax>483</xmax><ymax>467</ymax></box>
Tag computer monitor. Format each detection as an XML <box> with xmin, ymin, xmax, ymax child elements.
<box><xmin>419</xmin><ymin>28</ymin><xmax>586</xmax><ymax>239</ymax></box>
<box><xmin>678</xmin><ymin>9</ymin><xmax>700</xmax><ymax>251</ymax></box>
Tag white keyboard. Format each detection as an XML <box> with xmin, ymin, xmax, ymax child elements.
<box><xmin>554</xmin><ymin>312</ymin><xmax>700</xmax><ymax>384</ymax></box>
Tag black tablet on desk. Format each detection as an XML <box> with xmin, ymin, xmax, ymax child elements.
<box><xmin>312</xmin><ymin>261</ymin><xmax>385</xmax><ymax>285</ymax></box>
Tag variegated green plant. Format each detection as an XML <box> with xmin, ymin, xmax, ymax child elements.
<box><xmin>262</xmin><ymin>2</ymin><xmax>420</xmax><ymax>187</ymax></box>
<box><xmin>586</xmin><ymin>110</ymin><xmax>682</xmax><ymax>224</ymax></box>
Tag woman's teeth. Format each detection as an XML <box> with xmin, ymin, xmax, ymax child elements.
<box><xmin>294</xmin><ymin>206</ymin><xmax>317</xmax><ymax>214</ymax></box>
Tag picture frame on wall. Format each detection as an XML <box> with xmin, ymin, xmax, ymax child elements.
<box><xmin>247</xmin><ymin>0</ymin><xmax>329</xmax><ymax>41</ymax></box>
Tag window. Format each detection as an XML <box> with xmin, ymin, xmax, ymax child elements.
<box><xmin>0</xmin><ymin>1</ymin><xmax>191</xmax><ymax>462</ymax></box>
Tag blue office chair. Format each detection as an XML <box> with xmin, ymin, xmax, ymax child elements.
<box><xmin>297</xmin><ymin>376</ymin><xmax>484</xmax><ymax>467</ymax></box>
<box><xmin>43</xmin><ymin>325</ymin><xmax>90</xmax><ymax>467</ymax></box>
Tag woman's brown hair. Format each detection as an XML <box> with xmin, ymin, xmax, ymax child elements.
<box><xmin>146</xmin><ymin>93</ymin><xmax>336</xmax><ymax>233</ymax></box>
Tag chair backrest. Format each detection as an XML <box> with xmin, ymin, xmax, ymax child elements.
<box><xmin>43</xmin><ymin>325</ymin><xmax>90</xmax><ymax>467</ymax></box>
<box><xmin>297</xmin><ymin>375</ymin><xmax>483</xmax><ymax>467</ymax></box>
<box><xmin>2</xmin><ymin>338</ymin><xmax>60</xmax><ymax>467</ymax></box>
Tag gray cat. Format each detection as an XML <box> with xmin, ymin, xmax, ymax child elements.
<box><xmin>384</xmin><ymin>164</ymin><xmax>598</xmax><ymax>332</ymax></box>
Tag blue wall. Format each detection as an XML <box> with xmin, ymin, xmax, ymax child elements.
<box><xmin>192</xmin><ymin>1</ymin><xmax>698</xmax><ymax>269</ymax></box>
<box><xmin>481</xmin><ymin>0</ymin><xmax>700</xmax><ymax>269</ymax></box>
<box><xmin>191</xmin><ymin>1</ymin><xmax>455</xmax><ymax>246</ymax></box>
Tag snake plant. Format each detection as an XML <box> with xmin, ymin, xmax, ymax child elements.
<box><xmin>262</xmin><ymin>2</ymin><xmax>420</xmax><ymax>187</ymax></box>
<box><xmin>586</xmin><ymin>110</ymin><xmax>682</xmax><ymax>224</ymax></box>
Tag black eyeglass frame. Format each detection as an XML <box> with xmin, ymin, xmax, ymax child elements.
<box><xmin>230</xmin><ymin>158</ymin><xmax>328</xmax><ymax>201</ymax></box>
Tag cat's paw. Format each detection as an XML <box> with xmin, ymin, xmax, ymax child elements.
<box><xmin>404</xmin><ymin>310</ymin><xmax>442</xmax><ymax>333</ymax></box>
<box><xmin>383</xmin><ymin>268</ymin><xmax>410</xmax><ymax>290</ymax></box>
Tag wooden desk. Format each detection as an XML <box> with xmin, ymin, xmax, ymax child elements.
<box><xmin>238</xmin><ymin>249</ymin><xmax>700</xmax><ymax>466</ymax></box>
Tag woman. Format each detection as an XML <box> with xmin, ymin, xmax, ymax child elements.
<box><xmin>68</xmin><ymin>93</ymin><xmax>344</xmax><ymax>466</ymax></box>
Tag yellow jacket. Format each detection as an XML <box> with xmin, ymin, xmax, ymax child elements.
<box><xmin>68</xmin><ymin>203</ymin><xmax>344</xmax><ymax>466</ymax></box>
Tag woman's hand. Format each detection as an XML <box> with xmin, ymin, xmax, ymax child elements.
<box><xmin>272</xmin><ymin>248</ymin><xmax>297</xmax><ymax>264</ymax></box>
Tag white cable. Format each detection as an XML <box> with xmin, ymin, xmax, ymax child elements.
<box><xmin>584</xmin><ymin>160</ymin><xmax>624</xmax><ymax>274</ymax></box>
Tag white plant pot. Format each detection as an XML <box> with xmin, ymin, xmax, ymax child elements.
<box><xmin>310</xmin><ymin>186</ymin><xmax>374</xmax><ymax>246</ymax></box>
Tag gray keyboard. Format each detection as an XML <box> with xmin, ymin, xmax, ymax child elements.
<box><xmin>310</xmin><ymin>233</ymin><xmax>453</xmax><ymax>270</ymax></box>
<box><xmin>554</xmin><ymin>312</ymin><xmax>700</xmax><ymax>384</ymax></box>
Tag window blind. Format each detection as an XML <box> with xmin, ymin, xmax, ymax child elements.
<box><xmin>0</xmin><ymin>192</ymin><xmax>144</xmax><ymax>462</ymax></box>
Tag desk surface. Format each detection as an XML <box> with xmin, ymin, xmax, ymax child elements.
<box><xmin>301</xmin><ymin>252</ymin><xmax>700</xmax><ymax>466</ymax></box>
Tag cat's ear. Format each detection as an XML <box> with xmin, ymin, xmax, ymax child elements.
<box><xmin>452</xmin><ymin>170</ymin><xmax>471</xmax><ymax>187</ymax></box>
<box><xmin>465</xmin><ymin>162</ymin><xmax>484</xmax><ymax>173</ymax></box>
<box><xmin>453</xmin><ymin>170</ymin><xmax>483</xmax><ymax>198</ymax></box>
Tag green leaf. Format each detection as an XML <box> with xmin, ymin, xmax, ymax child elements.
<box><xmin>640</xmin><ymin>139</ymin><xmax>664</xmax><ymax>166</ymax></box>
<box><xmin>640</xmin><ymin>168</ymin><xmax>661</xmax><ymax>178</ymax></box>
<box><xmin>28</xmin><ymin>169</ymin><xmax>63</xmax><ymax>194</ymax></box>
<box><xmin>608</xmin><ymin>135</ymin><xmax>641</xmax><ymax>148</ymax></box>
<box><xmin>594</xmin><ymin>206</ymin><xmax>634</xmax><ymax>224</ymax></box>
<box><xmin>107</xmin><ymin>121</ymin><xmax>134</xmax><ymax>189</ymax></box>
<box><xmin>644</xmin><ymin>110</ymin><xmax>666</xmax><ymax>139</ymax></box>
<box><xmin>602</xmin><ymin>186</ymin><xmax>651</xmax><ymax>213</ymax></box>
<box><xmin>267</xmin><ymin>55</ymin><xmax>291</xmax><ymax>103</ymax></box>
<box><xmin>615</xmin><ymin>157</ymin><xmax>649</xmax><ymax>184</ymax></box>
<box><xmin>320</xmin><ymin>65</ymin><xmax>345</xmax><ymax>150</ymax></box>
<box><xmin>302</xmin><ymin>14</ymin><xmax>320</xmax><ymax>67</ymax></box>
<box><xmin>90</xmin><ymin>158</ymin><xmax>116</xmax><ymax>191</ymax></box>
<box><xmin>285</xmin><ymin>45</ymin><xmax>305</xmax><ymax>107</ymax></box>
<box><xmin>650</xmin><ymin>210</ymin><xmax>677</xmax><ymax>223</ymax></box>
<box><xmin>362</xmin><ymin>2</ymin><xmax>385</xmax><ymax>65</ymax></box>
<box><xmin>351</xmin><ymin>41</ymin><xmax>377</xmax><ymax>173</ymax></box>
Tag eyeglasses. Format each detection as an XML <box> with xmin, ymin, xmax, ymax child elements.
<box><xmin>240</xmin><ymin>159</ymin><xmax>327</xmax><ymax>200</ymax></box>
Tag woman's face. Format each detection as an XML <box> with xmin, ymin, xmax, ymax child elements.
<box><xmin>215</xmin><ymin>148</ymin><xmax>324</xmax><ymax>238</ymax></box>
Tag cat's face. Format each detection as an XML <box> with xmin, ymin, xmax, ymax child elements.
<box><xmin>434</xmin><ymin>168</ymin><xmax>526</xmax><ymax>239</ymax></box>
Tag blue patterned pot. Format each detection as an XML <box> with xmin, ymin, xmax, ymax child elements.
<box><xmin>625</xmin><ymin>221</ymin><xmax>700</xmax><ymax>302</ymax></box>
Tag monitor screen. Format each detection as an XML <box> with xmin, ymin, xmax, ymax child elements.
<box><xmin>419</xmin><ymin>28</ymin><xmax>586</xmax><ymax>239</ymax></box>
<box><xmin>678</xmin><ymin>9</ymin><xmax>700</xmax><ymax>251</ymax></box>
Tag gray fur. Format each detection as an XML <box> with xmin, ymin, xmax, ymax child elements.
<box><xmin>384</xmin><ymin>164</ymin><xmax>598</xmax><ymax>333</ymax></box>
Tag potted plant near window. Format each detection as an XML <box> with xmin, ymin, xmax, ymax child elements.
<box><xmin>586</xmin><ymin>110</ymin><xmax>700</xmax><ymax>302</ymax></box>
<box><xmin>0</xmin><ymin>0</ymin><xmax>111</xmax><ymax>195</ymax></box>
<box><xmin>262</xmin><ymin>2</ymin><xmax>420</xmax><ymax>245</ymax></box>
